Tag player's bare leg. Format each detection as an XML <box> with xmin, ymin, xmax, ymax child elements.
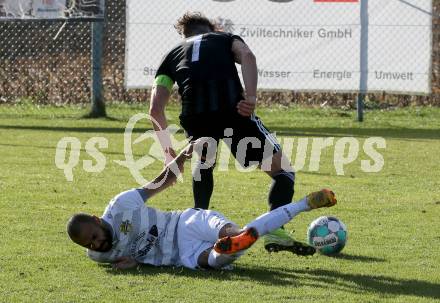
<box><xmin>198</xmin><ymin>190</ymin><xmax>336</xmax><ymax>269</ymax></box>
<box><xmin>197</xmin><ymin>223</ymin><xmax>254</xmax><ymax>269</ymax></box>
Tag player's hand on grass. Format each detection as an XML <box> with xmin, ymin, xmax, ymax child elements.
<box><xmin>112</xmin><ymin>256</ymin><xmax>138</xmax><ymax>270</ymax></box>
<box><xmin>237</xmin><ymin>97</ymin><xmax>256</xmax><ymax>117</ymax></box>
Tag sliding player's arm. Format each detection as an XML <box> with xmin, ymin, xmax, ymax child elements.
<box><xmin>232</xmin><ymin>39</ymin><xmax>258</xmax><ymax>117</ymax></box>
<box><xmin>140</xmin><ymin>141</ymin><xmax>195</xmax><ymax>199</ymax></box>
<box><xmin>149</xmin><ymin>77</ymin><xmax>176</xmax><ymax>164</ymax></box>
<box><xmin>112</xmin><ymin>256</ymin><xmax>138</xmax><ymax>270</ymax></box>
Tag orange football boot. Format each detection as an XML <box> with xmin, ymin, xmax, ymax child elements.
<box><xmin>307</xmin><ymin>189</ymin><xmax>337</xmax><ymax>209</ymax></box>
<box><xmin>214</xmin><ymin>227</ymin><xmax>259</xmax><ymax>254</ymax></box>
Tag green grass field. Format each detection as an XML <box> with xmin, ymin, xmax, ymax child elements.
<box><xmin>1</xmin><ymin>104</ymin><xmax>439</xmax><ymax>302</ymax></box>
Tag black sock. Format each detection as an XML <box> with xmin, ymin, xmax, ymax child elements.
<box><xmin>268</xmin><ymin>171</ymin><xmax>295</xmax><ymax>211</ymax></box>
<box><xmin>193</xmin><ymin>166</ymin><xmax>214</xmax><ymax>209</ymax></box>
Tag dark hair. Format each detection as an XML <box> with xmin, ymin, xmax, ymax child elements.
<box><xmin>66</xmin><ymin>213</ymin><xmax>95</xmax><ymax>240</ymax></box>
<box><xmin>174</xmin><ymin>12</ymin><xmax>216</xmax><ymax>37</ymax></box>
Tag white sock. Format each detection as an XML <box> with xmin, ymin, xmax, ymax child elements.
<box><xmin>244</xmin><ymin>197</ymin><xmax>310</xmax><ymax>237</ymax></box>
<box><xmin>207</xmin><ymin>249</ymin><xmax>245</xmax><ymax>269</ymax></box>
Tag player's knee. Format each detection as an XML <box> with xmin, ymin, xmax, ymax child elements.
<box><xmin>192</xmin><ymin>163</ymin><xmax>215</xmax><ymax>209</ymax></box>
<box><xmin>271</xmin><ymin>170</ymin><xmax>295</xmax><ymax>184</ymax></box>
<box><xmin>193</xmin><ymin>164</ymin><xmax>214</xmax><ymax>180</ymax></box>
<box><xmin>218</xmin><ymin>223</ymin><xmax>241</xmax><ymax>238</ymax></box>
<box><xmin>194</xmin><ymin>159</ymin><xmax>216</xmax><ymax>170</ymax></box>
<box><xmin>192</xmin><ymin>160</ymin><xmax>215</xmax><ymax>183</ymax></box>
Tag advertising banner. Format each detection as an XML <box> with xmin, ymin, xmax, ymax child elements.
<box><xmin>0</xmin><ymin>0</ymin><xmax>105</xmax><ymax>19</ymax></box>
<box><xmin>125</xmin><ymin>0</ymin><xmax>432</xmax><ymax>94</ymax></box>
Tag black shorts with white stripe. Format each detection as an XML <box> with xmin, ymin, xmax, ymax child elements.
<box><xmin>180</xmin><ymin>111</ymin><xmax>281</xmax><ymax>167</ymax></box>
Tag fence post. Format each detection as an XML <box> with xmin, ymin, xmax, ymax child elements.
<box><xmin>89</xmin><ymin>20</ymin><xmax>106</xmax><ymax>117</ymax></box>
<box><xmin>358</xmin><ymin>0</ymin><xmax>369</xmax><ymax>122</ymax></box>
<box><xmin>357</xmin><ymin>93</ymin><xmax>365</xmax><ymax>122</ymax></box>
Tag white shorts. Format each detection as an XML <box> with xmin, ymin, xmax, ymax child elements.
<box><xmin>177</xmin><ymin>208</ymin><xmax>235</xmax><ymax>269</ymax></box>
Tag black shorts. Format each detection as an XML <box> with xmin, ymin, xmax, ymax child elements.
<box><xmin>180</xmin><ymin>111</ymin><xmax>281</xmax><ymax>167</ymax></box>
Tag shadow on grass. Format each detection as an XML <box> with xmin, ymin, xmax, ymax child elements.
<box><xmin>0</xmin><ymin>143</ymin><xmax>134</xmax><ymax>157</ymax></box>
<box><xmin>270</xmin><ymin>126</ymin><xmax>440</xmax><ymax>140</ymax></box>
<box><xmin>0</xmin><ymin>125</ymin><xmax>153</xmax><ymax>134</ymax></box>
<box><xmin>327</xmin><ymin>253</ymin><xmax>386</xmax><ymax>262</ymax></box>
<box><xmin>299</xmin><ymin>171</ymin><xmax>336</xmax><ymax>177</ymax></box>
<box><xmin>1</xmin><ymin>124</ymin><xmax>439</xmax><ymax>140</ymax></box>
<box><xmin>101</xmin><ymin>262</ymin><xmax>440</xmax><ymax>299</ymax></box>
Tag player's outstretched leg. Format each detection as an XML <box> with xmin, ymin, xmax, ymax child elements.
<box><xmin>215</xmin><ymin>189</ymin><xmax>337</xmax><ymax>256</ymax></box>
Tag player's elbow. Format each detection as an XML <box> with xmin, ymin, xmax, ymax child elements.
<box><xmin>242</xmin><ymin>49</ymin><xmax>256</xmax><ymax>65</ymax></box>
<box><xmin>149</xmin><ymin>103</ymin><xmax>164</xmax><ymax>118</ymax></box>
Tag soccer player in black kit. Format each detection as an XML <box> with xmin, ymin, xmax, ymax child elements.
<box><xmin>149</xmin><ymin>12</ymin><xmax>315</xmax><ymax>256</ymax></box>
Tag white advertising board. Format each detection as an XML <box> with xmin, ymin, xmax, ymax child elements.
<box><xmin>125</xmin><ymin>0</ymin><xmax>432</xmax><ymax>94</ymax></box>
<box><xmin>0</xmin><ymin>0</ymin><xmax>105</xmax><ymax>19</ymax></box>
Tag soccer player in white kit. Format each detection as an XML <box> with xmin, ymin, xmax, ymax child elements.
<box><xmin>67</xmin><ymin>141</ymin><xmax>337</xmax><ymax>270</ymax></box>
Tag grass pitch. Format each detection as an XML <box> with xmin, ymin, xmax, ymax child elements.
<box><xmin>0</xmin><ymin>104</ymin><xmax>439</xmax><ymax>302</ymax></box>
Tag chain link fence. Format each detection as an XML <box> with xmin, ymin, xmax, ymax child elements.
<box><xmin>0</xmin><ymin>0</ymin><xmax>439</xmax><ymax>118</ymax></box>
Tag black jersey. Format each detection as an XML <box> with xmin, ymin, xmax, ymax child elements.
<box><xmin>155</xmin><ymin>32</ymin><xmax>245</xmax><ymax>117</ymax></box>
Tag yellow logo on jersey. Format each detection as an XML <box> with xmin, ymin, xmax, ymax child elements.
<box><xmin>119</xmin><ymin>220</ymin><xmax>132</xmax><ymax>235</ymax></box>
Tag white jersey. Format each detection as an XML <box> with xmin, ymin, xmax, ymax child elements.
<box><xmin>87</xmin><ymin>189</ymin><xmax>182</xmax><ymax>266</ymax></box>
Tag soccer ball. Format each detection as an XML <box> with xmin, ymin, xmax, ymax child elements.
<box><xmin>307</xmin><ymin>216</ymin><xmax>347</xmax><ymax>255</ymax></box>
